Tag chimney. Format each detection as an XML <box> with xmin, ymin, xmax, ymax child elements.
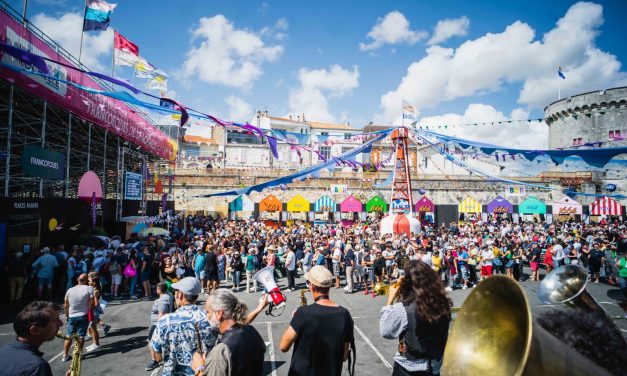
<box><xmin>289</xmin><ymin>114</ymin><xmax>292</xmax><ymax>120</ymax></box>
<box><xmin>297</xmin><ymin>114</ymin><xmax>301</xmax><ymax>122</ymax></box>
<box><xmin>264</xmin><ymin>110</ymin><xmax>268</xmax><ymax>116</ymax></box>
<box><xmin>302</xmin><ymin>113</ymin><xmax>306</xmax><ymax>122</ymax></box>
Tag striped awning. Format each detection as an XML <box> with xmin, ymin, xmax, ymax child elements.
<box><xmin>590</xmin><ymin>196</ymin><xmax>623</xmax><ymax>216</ymax></box>
<box><xmin>314</xmin><ymin>195</ymin><xmax>336</xmax><ymax>212</ymax></box>
<box><xmin>458</xmin><ymin>196</ymin><xmax>481</xmax><ymax>213</ymax></box>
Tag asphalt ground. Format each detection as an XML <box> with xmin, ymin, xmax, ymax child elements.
<box><xmin>1</xmin><ymin>267</ymin><xmax>625</xmax><ymax>376</ymax></box>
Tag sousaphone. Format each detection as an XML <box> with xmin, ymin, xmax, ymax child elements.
<box><xmin>441</xmin><ymin>275</ymin><xmax>611</xmax><ymax>376</ymax></box>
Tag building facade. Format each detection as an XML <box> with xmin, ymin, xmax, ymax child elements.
<box><xmin>544</xmin><ymin>87</ymin><xmax>627</xmax><ymax>149</ymax></box>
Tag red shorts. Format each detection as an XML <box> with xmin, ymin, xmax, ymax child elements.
<box><xmin>530</xmin><ymin>262</ymin><xmax>539</xmax><ymax>271</ymax></box>
<box><xmin>481</xmin><ymin>265</ymin><xmax>492</xmax><ymax>276</ymax></box>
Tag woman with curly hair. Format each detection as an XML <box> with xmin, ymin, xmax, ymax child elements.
<box><xmin>379</xmin><ymin>260</ymin><xmax>452</xmax><ymax>376</ymax></box>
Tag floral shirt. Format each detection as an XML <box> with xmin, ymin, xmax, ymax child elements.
<box><xmin>151</xmin><ymin>304</ymin><xmax>218</xmax><ymax>376</ymax></box>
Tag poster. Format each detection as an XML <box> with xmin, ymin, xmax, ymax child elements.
<box><xmin>546</xmin><ymin>214</ymin><xmax>553</xmax><ymax>224</ymax></box>
<box><xmin>481</xmin><ymin>213</ymin><xmax>488</xmax><ymax>222</ymax></box>
<box><xmin>124</xmin><ymin>171</ymin><xmax>143</xmax><ymax>200</ymax></box>
<box><xmin>21</xmin><ymin>145</ymin><xmax>65</xmax><ymax>180</ymax></box>
<box><xmin>512</xmin><ymin>213</ymin><xmax>520</xmax><ymax>223</ymax></box>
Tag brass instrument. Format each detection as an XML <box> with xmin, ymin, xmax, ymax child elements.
<box><xmin>56</xmin><ymin>331</ymin><xmax>82</xmax><ymax>376</ymax></box>
<box><xmin>538</xmin><ymin>264</ymin><xmax>626</xmax><ymax>321</ymax></box>
<box><xmin>299</xmin><ymin>289</ymin><xmax>308</xmax><ymax>306</ymax></box>
<box><xmin>373</xmin><ymin>277</ymin><xmax>402</xmax><ymax>296</ymax></box>
<box><xmin>441</xmin><ymin>275</ymin><xmax>612</xmax><ymax>376</ymax></box>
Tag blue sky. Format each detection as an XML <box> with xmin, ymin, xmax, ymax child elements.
<box><xmin>11</xmin><ymin>0</ymin><xmax>627</xmax><ymax>147</ymax></box>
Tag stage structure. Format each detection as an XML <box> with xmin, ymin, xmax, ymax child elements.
<box><xmin>0</xmin><ymin>2</ymin><xmax>176</xmax><ymax>257</ymax></box>
<box><xmin>380</xmin><ymin>127</ymin><xmax>420</xmax><ymax>236</ymax></box>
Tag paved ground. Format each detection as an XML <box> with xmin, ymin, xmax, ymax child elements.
<box><xmin>1</xmin><ymin>267</ymin><xmax>625</xmax><ymax>376</ymax></box>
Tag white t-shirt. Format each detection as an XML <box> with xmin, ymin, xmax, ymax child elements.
<box><xmin>383</xmin><ymin>250</ymin><xmax>393</xmax><ymax>267</ymax></box>
<box><xmin>65</xmin><ymin>285</ymin><xmax>94</xmax><ymax>318</ymax></box>
<box><xmin>332</xmin><ymin>249</ymin><xmax>342</xmax><ymax>264</ymax></box>
<box><xmin>285</xmin><ymin>251</ymin><xmax>296</xmax><ymax>271</ymax></box>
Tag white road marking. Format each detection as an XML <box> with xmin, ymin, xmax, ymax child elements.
<box><xmin>621</xmin><ymin>328</ymin><xmax>627</xmax><ymax>334</ymax></box>
<box><xmin>354</xmin><ymin>324</ymin><xmax>392</xmax><ymax>369</ymax></box>
<box><xmin>151</xmin><ymin>368</ymin><xmax>161</xmax><ymax>376</ymax></box>
<box><xmin>266</xmin><ymin>322</ymin><xmax>278</xmax><ymax>376</ymax></box>
<box><xmin>0</xmin><ymin>332</ymin><xmax>15</xmax><ymax>336</ymax></box>
<box><xmin>48</xmin><ymin>351</ymin><xmax>64</xmax><ymax>363</ymax></box>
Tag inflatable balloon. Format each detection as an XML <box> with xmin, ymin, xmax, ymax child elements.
<box><xmin>48</xmin><ymin>218</ymin><xmax>58</xmax><ymax>232</ymax></box>
<box><xmin>280</xmin><ymin>184</ymin><xmax>287</xmax><ymax>191</ymax></box>
<box><xmin>418</xmin><ymin>188</ymin><xmax>426</xmax><ymax>195</ymax></box>
<box><xmin>605</xmin><ymin>183</ymin><xmax>617</xmax><ymax>192</ymax></box>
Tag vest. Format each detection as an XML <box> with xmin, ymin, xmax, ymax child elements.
<box><xmin>399</xmin><ymin>302</ymin><xmax>450</xmax><ymax>361</ymax></box>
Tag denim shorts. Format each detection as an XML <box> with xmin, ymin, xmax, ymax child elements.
<box><xmin>67</xmin><ymin>315</ymin><xmax>89</xmax><ymax>337</ymax></box>
<box><xmin>195</xmin><ymin>270</ymin><xmax>206</xmax><ymax>279</ymax></box>
<box><xmin>38</xmin><ymin>276</ymin><xmax>53</xmax><ymax>286</ymax></box>
<box><xmin>459</xmin><ymin>265</ymin><xmax>469</xmax><ymax>280</ymax></box>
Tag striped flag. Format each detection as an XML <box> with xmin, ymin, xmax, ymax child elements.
<box><xmin>402</xmin><ymin>99</ymin><xmax>416</xmax><ymax>120</ymax></box>
<box><xmin>113</xmin><ymin>31</ymin><xmax>139</xmax><ymax>66</ymax></box>
<box><xmin>83</xmin><ymin>0</ymin><xmax>117</xmax><ymax>32</ymax></box>
<box><xmin>134</xmin><ymin>56</ymin><xmax>156</xmax><ymax>78</ymax></box>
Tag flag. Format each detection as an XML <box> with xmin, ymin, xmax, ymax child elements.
<box><xmin>83</xmin><ymin>0</ymin><xmax>117</xmax><ymax>32</ymax></box>
<box><xmin>558</xmin><ymin>65</ymin><xmax>566</xmax><ymax>79</ymax></box>
<box><xmin>113</xmin><ymin>31</ymin><xmax>139</xmax><ymax>66</ymax></box>
<box><xmin>134</xmin><ymin>56</ymin><xmax>156</xmax><ymax>78</ymax></box>
<box><xmin>147</xmin><ymin>69</ymin><xmax>168</xmax><ymax>90</ymax></box>
<box><xmin>402</xmin><ymin>99</ymin><xmax>416</xmax><ymax>120</ymax></box>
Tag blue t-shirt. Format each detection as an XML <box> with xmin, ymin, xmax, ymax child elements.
<box><xmin>458</xmin><ymin>251</ymin><xmax>469</xmax><ymax>267</ymax></box>
<box><xmin>193</xmin><ymin>253</ymin><xmax>206</xmax><ymax>272</ymax></box>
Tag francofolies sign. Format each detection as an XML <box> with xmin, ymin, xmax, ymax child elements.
<box><xmin>21</xmin><ymin>145</ymin><xmax>65</xmax><ymax>180</ymax></box>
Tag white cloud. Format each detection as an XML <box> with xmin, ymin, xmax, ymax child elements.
<box><xmin>261</xmin><ymin>18</ymin><xmax>289</xmax><ymax>40</ymax></box>
<box><xmin>378</xmin><ymin>2</ymin><xmax>627</xmax><ymax>122</ymax></box>
<box><xmin>288</xmin><ymin>65</ymin><xmax>359</xmax><ymax>122</ymax></box>
<box><xmin>417</xmin><ymin>103</ymin><xmax>548</xmax><ymax>149</ymax></box>
<box><xmin>225</xmin><ymin>95</ymin><xmax>252</xmax><ymax>122</ymax></box>
<box><xmin>31</xmin><ymin>12</ymin><xmax>113</xmax><ymax>71</ymax></box>
<box><xmin>428</xmin><ymin>16</ymin><xmax>470</xmax><ymax>45</ymax></box>
<box><xmin>181</xmin><ymin>15</ymin><xmax>283</xmax><ymax>89</ymax></box>
<box><xmin>360</xmin><ymin>11</ymin><xmax>428</xmax><ymax>51</ymax></box>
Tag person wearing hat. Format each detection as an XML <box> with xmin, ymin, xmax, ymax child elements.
<box><xmin>279</xmin><ymin>265</ymin><xmax>355</xmax><ymax>376</ymax></box>
<box><xmin>150</xmin><ymin>277</ymin><xmax>218</xmax><ymax>376</ymax></box>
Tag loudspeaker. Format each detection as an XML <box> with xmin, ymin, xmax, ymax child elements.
<box><xmin>254</xmin><ymin>266</ymin><xmax>286</xmax><ymax>313</ymax></box>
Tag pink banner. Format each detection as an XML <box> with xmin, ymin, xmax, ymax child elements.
<box><xmin>0</xmin><ymin>11</ymin><xmax>174</xmax><ymax>160</ymax></box>
<box><xmin>340</xmin><ymin>195</ymin><xmax>362</xmax><ymax>212</ymax></box>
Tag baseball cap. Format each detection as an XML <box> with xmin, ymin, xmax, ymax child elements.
<box><xmin>171</xmin><ymin>277</ymin><xmax>202</xmax><ymax>295</ymax></box>
<box><xmin>304</xmin><ymin>265</ymin><xmax>333</xmax><ymax>288</ymax></box>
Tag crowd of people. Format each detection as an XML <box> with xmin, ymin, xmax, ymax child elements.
<box><xmin>2</xmin><ymin>213</ymin><xmax>627</xmax><ymax>376</ymax></box>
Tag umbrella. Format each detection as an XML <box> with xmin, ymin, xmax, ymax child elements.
<box><xmin>139</xmin><ymin>227</ymin><xmax>169</xmax><ymax>237</ymax></box>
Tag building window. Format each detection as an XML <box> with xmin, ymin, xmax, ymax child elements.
<box><xmin>320</xmin><ymin>132</ymin><xmax>329</xmax><ymax>136</ymax></box>
<box><xmin>344</xmin><ymin>133</ymin><xmax>353</xmax><ymax>140</ymax></box>
<box><xmin>319</xmin><ymin>146</ymin><xmax>331</xmax><ymax>160</ymax></box>
<box><xmin>572</xmin><ymin>138</ymin><xmax>583</xmax><ymax>146</ymax></box>
<box><xmin>609</xmin><ymin>130</ymin><xmax>621</xmax><ymax>140</ymax></box>
<box><xmin>227</xmin><ymin>130</ymin><xmax>263</xmax><ymax>144</ymax></box>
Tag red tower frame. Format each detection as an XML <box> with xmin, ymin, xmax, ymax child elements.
<box><xmin>389</xmin><ymin>127</ymin><xmax>414</xmax><ymax>214</ymax></box>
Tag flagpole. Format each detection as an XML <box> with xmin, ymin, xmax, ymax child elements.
<box><xmin>111</xmin><ymin>29</ymin><xmax>115</xmax><ymax>77</ymax></box>
<box><xmin>78</xmin><ymin>0</ymin><xmax>88</xmax><ymax>66</ymax></box>
<box><xmin>401</xmin><ymin>101</ymin><xmax>405</xmax><ymax>128</ymax></box>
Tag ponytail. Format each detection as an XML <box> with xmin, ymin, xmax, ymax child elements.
<box><xmin>233</xmin><ymin>301</ymin><xmax>249</xmax><ymax>326</ymax></box>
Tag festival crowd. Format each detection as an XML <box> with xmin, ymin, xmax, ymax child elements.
<box><xmin>2</xmin><ymin>213</ymin><xmax>627</xmax><ymax>376</ymax></box>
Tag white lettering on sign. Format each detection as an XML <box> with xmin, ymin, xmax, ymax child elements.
<box><xmin>30</xmin><ymin>157</ymin><xmax>59</xmax><ymax>169</ymax></box>
<box><xmin>13</xmin><ymin>202</ymin><xmax>39</xmax><ymax>209</ymax></box>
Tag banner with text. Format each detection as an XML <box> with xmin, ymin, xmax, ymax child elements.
<box><xmin>21</xmin><ymin>145</ymin><xmax>64</xmax><ymax>180</ymax></box>
<box><xmin>124</xmin><ymin>171</ymin><xmax>143</xmax><ymax>200</ymax></box>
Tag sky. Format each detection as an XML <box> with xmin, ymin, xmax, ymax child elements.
<box><xmin>11</xmin><ymin>0</ymin><xmax>627</xmax><ymax>148</ymax></box>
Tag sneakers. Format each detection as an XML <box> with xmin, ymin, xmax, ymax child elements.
<box><xmin>103</xmin><ymin>325</ymin><xmax>111</xmax><ymax>336</ymax></box>
<box><xmin>85</xmin><ymin>344</ymin><xmax>100</xmax><ymax>353</ymax></box>
<box><xmin>62</xmin><ymin>355</ymin><xmax>71</xmax><ymax>362</ymax></box>
<box><xmin>445</xmin><ymin>286</ymin><xmax>453</xmax><ymax>292</ymax></box>
<box><xmin>462</xmin><ymin>285</ymin><xmax>468</xmax><ymax>290</ymax></box>
<box><xmin>145</xmin><ymin>360</ymin><xmax>160</xmax><ymax>371</ymax></box>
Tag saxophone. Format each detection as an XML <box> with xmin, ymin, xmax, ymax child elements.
<box><xmin>56</xmin><ymin>331</ymin><xmax>82</xmax><ymax>376</ymax></box>
<box><xmin>299</xmin><ymin>289</ymin><xmax>308</xmax><ymax>306</ymax></box>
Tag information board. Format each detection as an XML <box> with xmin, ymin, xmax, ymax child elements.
<box><xmin>125</xmin><ymin>171</ymin><xmax>143</xmax><ymax>200</ymax></box>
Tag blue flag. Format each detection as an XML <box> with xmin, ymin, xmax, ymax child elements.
<box><xmin>558</xmin><ymin>65</ymin><xmax>566</xmax><ymax>79</ymax></box>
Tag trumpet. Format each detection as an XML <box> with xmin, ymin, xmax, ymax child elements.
<box><xmin>373</xmin><ymin>277</ymin><xmax>403</xmax><ymax>296</ymax></box>
<box><xmin>56</xmin><ymin>331</ymin><xmax>82</xmax><ymax>376</ymax></box>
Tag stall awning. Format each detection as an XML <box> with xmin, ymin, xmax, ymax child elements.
<box><xmin>487</xmin><ymin>196</ymin><xmax>513</xmax><ymax>214</ymax></box>
<box><xmin>340</xmin><ymin>195</ymin><xmax>363</xmax><ymax>212</ymax></box>
<box><xmin>458</xmin><ymin>196</ymin><xmax>481</xmax><ymax>213</ymax></box>
<box><xmin>287</xmin><ymin>194</ymin><xmax>310</xmax><ymax>212</ymax></box>
<box><xmin>259</xmin><ymin>194</ymin><xmax>282</xmax><ymax>212</ymax></box>
<box><xmin>314</xmin><ymin>196</ymin><xmax>336</xmax><ymax>212</ymax></box>
<box><xmin>415</xmin><ymin>196</ymin><xmax>434</xmax><ymax>213</ymax></box>
<box><xmin>518</xmin><ymin>196</ymin><xmax>546</xmax><ymax>214</ymax></box>
<box><xmin>552</xmin><ymin>197</ymin><xmax>582</xmax><ymax>215</ymax></box>
<box><xmin>366</xmin><ymin>196</ymin><xmax>387</xmax><ymax>213</ymax></box>
<box><xmin>228</xmin><ymin>195</ymin><xmax>254</xmax><ymax>212</ymax></box>
<box><xmin>590</xmin><ymin>196</ymin><xmax>623</xmax><ymax>216</ymax></box>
